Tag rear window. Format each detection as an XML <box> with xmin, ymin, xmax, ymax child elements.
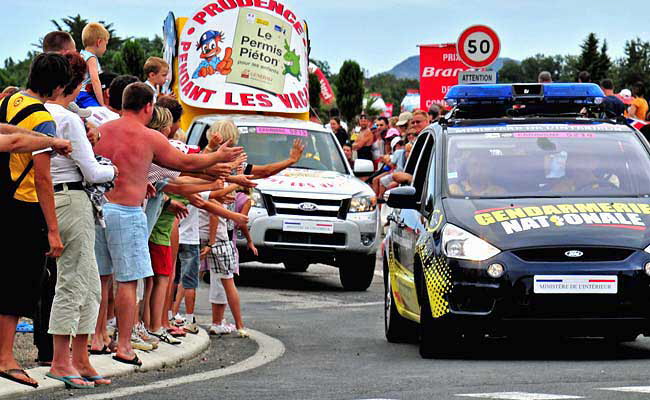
<box><xmin>446</xmin><ymin>131</ymin><xmax>650</xmax><ymax>198</ymax></box>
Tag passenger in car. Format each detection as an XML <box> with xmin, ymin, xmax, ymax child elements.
<box><xmin>449</xmin><ymin>156</ymin><xmax>506</xmax><ymax>197</ymax></box>
<box><xmin>550</xmin><ymin>153</ymin><xmax>618</xmax><ymax>193</ymax></box>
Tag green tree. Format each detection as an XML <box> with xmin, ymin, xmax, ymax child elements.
<box><xmin>336</xmin><ymin>60</ymin><xmax>364</xmax><ymax>126</ymax></box>
<box><xmin>308</xmin><ymin>72</ymin><xmax>321</xmax><ymax>112</ymax></box>
<box><xmin>497</xmin><ymin>60</ymin><xmax>524</xmax><ymax>83</ymax></box>
<box><xmin>618</xmin><ymin>38</ymin><xmax>650</xmax><ymax>88</ymax></box>
<box><xmin>520</xmin><ymin>54</ymin><xmax>563</xmax><ymax>82</ymax></box>
<box><xmin>576</xmin><ymin>33</ymin><xmax>611</xmax><ymax>81</ymax></box>
<box><xmin>121</xmin><ymin>39</ymin><xmax>146</xmax><ymax>80</ymax></box>
<box><xmin>50</xmin><ymin>14</ymin><xmax>124</xmax><ymax>51</ymax></box>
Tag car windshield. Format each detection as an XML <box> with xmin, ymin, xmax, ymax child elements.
<box><xmin>446</xmin><ymin>130</ymin><xmax>650</xmax><ymax>198</ymax></box>
<box><xmin>238</xmin><ymin>126</ymin><xmax>348</xmax><ymax>174</ymax></box>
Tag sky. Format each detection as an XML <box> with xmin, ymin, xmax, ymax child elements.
<box><xmin>2</xmin><ymin>0</ymin><xmax>649</xmax><ymax>76</ymax></box>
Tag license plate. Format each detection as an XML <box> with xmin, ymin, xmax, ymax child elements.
<box><xmin>534</xmin><ymin>275</ymin><xmax>617</xmax><ymax>294</ymax></box>
<box><xmin>282</xmin><ymin>220</ymin><xmax>334</xmax><ymax>234</ymax></box>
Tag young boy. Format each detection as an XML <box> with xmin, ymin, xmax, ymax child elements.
<box><xmin>143</xmin><ymin>57</ymin><xmax>169</xmax><ymax>103</ymax></box>
<box><xmin>77</xmin><ymin>22</ymin><xmax>110</xmax><ymax>108</ymax></box>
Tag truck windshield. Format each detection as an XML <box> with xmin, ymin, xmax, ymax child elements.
<box><xmin>446</xmin><ymin>131</ymin><xmax>650</xmax><ymax>198</ymax></box>
<box><xmin>239</xmin><ymin>126</ymin><xmax>348</xmax><ymax>174</ymax></box>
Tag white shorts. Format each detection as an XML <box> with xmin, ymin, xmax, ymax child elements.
<box><xmin>209</xmin><ymin>269</ymin><xmax>233</xmax><ymax>305</ymax></box>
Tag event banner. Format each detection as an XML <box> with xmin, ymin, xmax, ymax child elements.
<box><xmin>308</xmin><ymin>62</ymin><xmax>335</xmax><ymax>105</ymax></box>
<box><xmin>419</xmin><ymin>43</ymin><xmax>469</xmax><ymax>109</ymax></box>
<box><xmin>178</xmin><ymin>1</ymin><xmax>309</xmax><ymax>113</ymax></box>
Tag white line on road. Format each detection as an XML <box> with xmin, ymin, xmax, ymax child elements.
<box><xmin>600</xmin><ymin>386</ymin><xmax>650</xmax><ymax>393</ymax></box>
<box><xmin>456</xmin><ymin>393</ymin><xmax>583</xmax><ymax>400</ymax></box>
<box><xmin>73</xmin><ymin>329</ymin><xmax>285</xmax><ymax>400</ymax></box>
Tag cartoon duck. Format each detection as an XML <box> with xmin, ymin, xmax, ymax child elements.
<box><xmin>192</xmin><ymin>30</ymin><xmax>233</xmax><ymax>79</ymax></box>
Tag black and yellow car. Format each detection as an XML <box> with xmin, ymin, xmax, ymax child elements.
<box><xmin>383</xmin><ymin>83</ymin><xmax>650</xmax><ymax>358</ymax></box>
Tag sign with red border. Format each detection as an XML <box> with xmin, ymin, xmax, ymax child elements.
<box><xmin>456</xmin><ymin>25</ymin><xmax>500</xmax><ymax>68</ymax></box>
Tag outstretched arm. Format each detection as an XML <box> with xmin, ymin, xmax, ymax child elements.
<box><xmin>151</xmin><ymin>132</ymin><xmax>243</xmax><ymax>172</ymax></box>
<box><xmin>0</xmin><ymin>133</ymin><xmax>71</xmax><ymax>155</ymax></box>
<box><xmin>249</xmin><ymin>139</ymin><xmax>305</xmax><ymax>179</ymax></box>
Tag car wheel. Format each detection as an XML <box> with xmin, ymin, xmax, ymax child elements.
<box><xmin>384</xmin><ymin>257</ymin><xmax>418</xmax><ymax>343</ymax></box>
<box><xmin>339</xmin><ymin>254</ymin><xmax>376</xmax><ymax>291</ymax></box>
<box><xmin>284</xmin><ymin>261</ymin><xmax>310</xmax><ymax>272</ymax></box>
<box><xmin>419</xmin><ymin>288</ymin><xmax>461</xmax><ymax>359</ymax></box>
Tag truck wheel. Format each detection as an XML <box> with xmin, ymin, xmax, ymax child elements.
<box><xmin>385</xmin><ymin>257</ymin><xmax>418</xmax><ymax>343</ymax></box>
<box><xmin>419</xmin><ymin>289</ymin><xmax>461</xmax><ymax>359</ymax></box>
<box><xmin>284</xmin><ymin>261</ymin><xmax>310</xmax><ymax>272</ymax></box>
<box><xmin>339</xmin><ymin>254</ymin><xmax>375</xmax><ymax>291</ymax></box>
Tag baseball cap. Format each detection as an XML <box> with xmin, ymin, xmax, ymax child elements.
<box><xmin>390</xmin><ymin>136</ymin><xmax>403</xmax><ymax>151</ymax></box>
<box><xmin>396</xmin><ymin>111</ymin><xmax>413</xmax><ymax>127</ymax></box>
<box><xmin>617</xmin><ymin>89</ymin><xmax>633</xmax><ymax>105</ymax></box>
<box><xmin>385</xmin><ymin>128</ymin><xmax>400</xmax><ymax>139</ymax></box>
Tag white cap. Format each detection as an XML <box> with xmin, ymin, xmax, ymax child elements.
<box><xmin>620</xmin><ymin>89</ymin><xmax>632</xmax><ymax>97</ymax></box>
<box><xmin>390</xmin><ymin>136</ymin><xmax>403</xmax><ymax>151</ymax></box>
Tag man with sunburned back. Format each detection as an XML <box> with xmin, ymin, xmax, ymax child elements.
<box><xmin>93</xmin><ymin>82</ymin><xmax>241</xmax><ymax>365</ymax></box>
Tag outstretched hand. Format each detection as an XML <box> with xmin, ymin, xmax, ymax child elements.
<box><xmin>289</xmin><ymin>139</ymin><xmax>305</xmax><ymax>163</ymax></box>
<box><xmin>215</xmin><ymin>140</ymin><xmax>244</xmax><ymax>163</ymax></box>
<box><xmin>228</xmin><ymin>174</ymin><xmax>257</xmax><ymax>188</ymax></box>
<box><xmin>168</xmin><ymin>200</ymin><xmax>189</xmax><ymax>219</ymax></box>
<box><xmin>52</xmin><ymin>138</ymin><xmax>72</xmax><ymax>157</ymax></box>
<box><xmin>205</xmin><ymin>163</ymin><xmax>232</xmax><ymax>179</ymax></box>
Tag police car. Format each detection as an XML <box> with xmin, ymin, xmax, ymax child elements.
<box><xmin>383</xmin><ymin>83</ymin><xmax>650</xmax><ymax>358</ymax></box>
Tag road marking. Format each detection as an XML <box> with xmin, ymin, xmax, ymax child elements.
<box><xmin>600</xmin><ymin>386</ymin><xmax>650</xmax><ymax>393</ymax></box>
<box><xmin>456</xmin><ymin>393</ymin><xmax>583</xmax><ymax>400</ymax></box>
<box><xmin>73</xmin><ymin>329</ymin><xmax>285</xmax><ymax>400</ymax></box>
<box><xmin>274</xmin><ymin>301</ymin><xmax>383</xmax><ymax>310</ymax></box>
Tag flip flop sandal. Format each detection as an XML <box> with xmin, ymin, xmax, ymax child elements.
<box><xmin>83</xmin><ymin>375</ymin><xmax>111</xmax><ymax>386</ymax></box>
<box><xmin>45</xmin><ymin>373</ymin><xmax>94</xmax><ymax>389</ymax></box>
<box><xmin>112</xmin><ymin>354</ymin><xmax>142</xmax><ymax>367</ymax></box>
<box><xmin>15</xmin><ymin>322</ymin><xmax>33</xmax><ymax>333</ymax></box>
<box><xmin>89</xmin><ymin>345</ymin><xmax>112</xmax><ymax>355</ymax></box>
<box><xmin>0</xmin><ymin>369</ymin><xmax>38</xmax><ymax>388</ymax></box>
<box><xmin>167</xmin><ymin>327</ymin><xmax>186</xmax><ymax>337</ymax></box>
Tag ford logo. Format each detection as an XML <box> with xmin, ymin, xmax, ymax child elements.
<box><xmin>565</xmin><ymin>250</ymin><xmax>584</xmax><ymax>258</ymax></box>
<box><xmin>298</xmin><ymin>202</ymin><xmax>318</xmax><ymax>212</ymax></box>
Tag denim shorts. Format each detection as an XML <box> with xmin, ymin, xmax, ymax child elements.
<box><xmin>95</xmin><ymin>203</ymin><xmax>153</xmax><ymax>283</ymax></box>
<box><xmin>178</xmin><ymin>244</ymin><xmax>200</xmax><ymax>289</ymax></box>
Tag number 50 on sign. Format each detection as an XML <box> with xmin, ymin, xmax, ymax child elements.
<box><xmin>456</xmin><ymin>25</ymin><xmax>501</xmax><ymax>68</ymax></box>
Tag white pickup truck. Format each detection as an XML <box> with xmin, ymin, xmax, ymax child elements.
<box><xmin>186</xmin><ymin>114</ymin><xmax>380</xmax><ymax>290</ymax></box>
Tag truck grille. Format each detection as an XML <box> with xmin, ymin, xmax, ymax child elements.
<box><xmin>264</xmin><ymin>229</ymin><xmax>347</xmax><ymax>246</ymax></box>
<box><xmin>265</xmin><ymin>194</ymin><xmax>350</xmax><ymax>219</ymax></box>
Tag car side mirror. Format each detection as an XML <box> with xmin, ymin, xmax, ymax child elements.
<box><xmin>353</xmin><ymin>159</ymin><xmax>374</xmax><ymax>177</ymax></box>
<box><xmin>386</xmin><ymin>186</ymin><xmax>418</xmax><ymax>209</ymax></box>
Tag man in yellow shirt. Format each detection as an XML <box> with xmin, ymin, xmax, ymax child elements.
<box><xmin>629</xmin><ymin>82</ymin><xmax>649</xmax><ymax>121</ymax></box>
<box><xmin>0</xmin><ymin>53</ymin><xmax>71</xmax><ymax>388</ymax></box>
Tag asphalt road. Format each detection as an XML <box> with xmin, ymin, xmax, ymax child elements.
<box><xmin>23</xmin><ymin>257</ymin><xmax>650</xmax><ymax>400</ymax></box>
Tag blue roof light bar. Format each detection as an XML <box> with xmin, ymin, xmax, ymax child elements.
<box><xmin>445</xmin><ymin>83</ymin><xmax>605</xmax><ymax>107</ymax></box>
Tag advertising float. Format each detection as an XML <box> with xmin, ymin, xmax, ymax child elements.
<box><xmin>163</xmin><ymin>1</ymin><xmax>311</xmax><ymax>131</ymax></box>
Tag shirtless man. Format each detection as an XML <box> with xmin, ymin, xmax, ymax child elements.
<box><xmin>94</xmin><ymin>82</ymin><xmax>242</xmax><ymax>365</ymax></box>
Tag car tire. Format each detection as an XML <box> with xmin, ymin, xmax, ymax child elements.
<box><xmin>419</xmin><ymin>289</ymin><xmax>461</xmax><ymax>359</ymax></box>
<box><xmin>284</xmin><ymin>261</ymin><xmax>310</xmax><ymax>272</ymax></box>
<box><xmin>339</xmin><ymin>254</ymin><xmax>376</xmax><ymax>291</ymax></box>
<box><xmin>384</xmin><ymin>257</ymin><xmax>418</xmax><ymax>343</ymax></box>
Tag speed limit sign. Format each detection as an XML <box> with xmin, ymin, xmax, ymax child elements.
<box><xmin>457</xmin><ymin>25</ymin><xmax>500</xmax><ymax>68</ymax></box>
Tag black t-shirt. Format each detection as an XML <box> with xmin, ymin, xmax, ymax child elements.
<box><xmin>335</xmin><ymin>128</ymin><xmax>348</xmax><ymax>147</ymax></box>
<box><xmin>603</xmin><ymin>95</ymin><xmax>626</xmax><ymax>116</ymax></box>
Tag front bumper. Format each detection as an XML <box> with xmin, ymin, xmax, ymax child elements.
<box><xmin>437</xmin><ymin>249</ymin><xmax>650</xmax><ymax>335</ymax></box>
<box><xmin>237</xmin><ymin>207</ymin><xmax>379</xmax><ymax>263</ymax></box>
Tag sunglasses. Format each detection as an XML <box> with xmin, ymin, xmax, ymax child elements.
<box><xmin>360</xmin><ymin>116</ymin><xmax>368</xmax><ymax>119</ymax></box>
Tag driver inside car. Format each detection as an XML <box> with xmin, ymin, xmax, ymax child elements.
<box><xmin>449</xmin><ymin>155</ymin><xmax>507</xmax><ymax>197</ymax></box>
<box><xmin>550</xmin><ymin>152</ymin><xmax>618</xmax><ymax>193</ymax></box>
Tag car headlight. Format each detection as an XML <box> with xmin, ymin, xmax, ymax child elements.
<box><xmin>349</xmin><ymin>195</ymin><xmax>377</xmax><ymax>213</ymax></box>
<box><xmin>442</xmin><ymin>223</ymin><xmax>500</xmax><ymax>261</ymax></box>
<box><xmin>250</xmin><ymin>189</ymin><xmax>265</xmax><ymax>208</ymax></box>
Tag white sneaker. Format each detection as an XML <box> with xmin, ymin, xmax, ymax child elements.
<box><xmin>149</xmin><ymin>329</ymin><xmax>182</xmax><ymax>345</ymax></box>
<box><xmin>130</xmin><ymin>329</ymin><xmax>154</xmax><ymax>351</ymax></box>
<box><xmin>137</xmin><ymin>322</ymin><xmax>159</xmax><ymax>349</ymax></box>
<box><xmin>236</xmin><ymin>328</ymin><xmax>250</xmax><ymax>338</ymax></box>
<box><xmin>208</xmin><ymin>324</ymin><xmax>233</xmax><ymax>335</ymax></box>
<box><xmin>173</xmin><ymin>313</ymin><xmax>186</xmax><ymax>327</ymax></box>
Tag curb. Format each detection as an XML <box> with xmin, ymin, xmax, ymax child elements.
<box><xmin>0</xmin><ymin>329</ymin><xmax>210</xmax><ymax>399</ymax></box>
